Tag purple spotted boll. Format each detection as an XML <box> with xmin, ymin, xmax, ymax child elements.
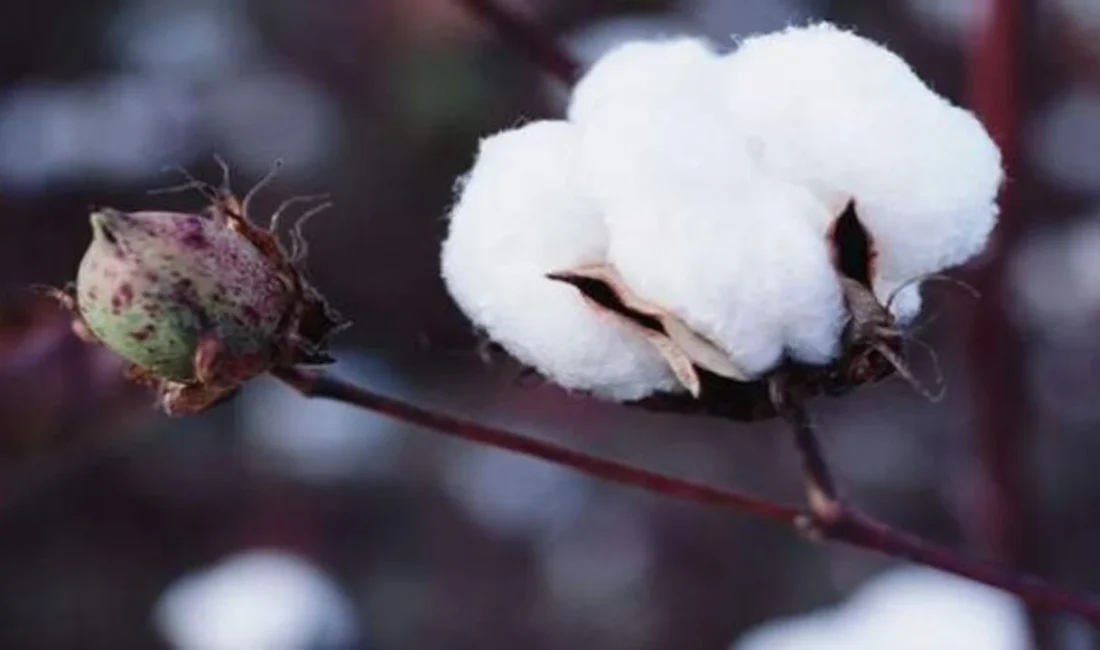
<box><xmin>48</xmin><ymin>165</ymin><xmax>347</xmax><ymax>416</ymax></box>
<box><xmin>76</xmin><ymin>208</ymin><xmax>290</xmax><ymax>382</ymax></box>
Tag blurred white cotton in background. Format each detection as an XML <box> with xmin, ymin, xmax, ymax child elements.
<box><xmin>238</xmin><ymin>349</ymin><xmax>407</xmax><ymax>483</ymax></box>
<box><xmin>0</xmin><ymin>79</ymin><xmax>193</xmax><ymax>192</ymax></box>
<box><xmin>199</xmin><ymin>69</ymin><xmax>339</xmax><ymax>173</ymax></box>
<box><xmin>0</xmin><ymin>0</ymin><xmax>340</xmax><ymax>191</ymax></box>
<box><xmin>538</xmin><ymin>498</ymin><xmax>659</xmax><ymax>644</ymax></box>
<box><xmin>1011</xmin><ymin>216</ymin><xmax>1100</xmax><ymax>424</ymax></box>
<box><xmin>734</xmin><ymin>567</ymin><xmax>1027</xmax><ymax>650</ymax></box>
<box><xmin>444</xmin><ymin>445</ymin><xmax>592</xmax><ymax>541</ymax></box>
<box><xmin>539</xmin><ymin>498</ymin><xmax>654</xmax><ymax>605</ymax></box>
<box><xmin>903</xmin><ymin>0</ymin><xmax>992</xmax><ymax>42</ymax></box>
<box><xmin>441</xmin><ymin>120</ymin><xmax>678</xmax><ymax>401</ymax></box>
<box><xmin>1029</xmin><ymin>90</ymin><xmax>1100</xmax><ymax>194</ymax></box>
<box><xmin>1011</xmin><ymin>215</ymin><xmax>1100</xmax><ymax>336</ymax></box>
<box><xmin>1056</xmin><ymin>0</ymin><xmax>1100</xmax><ymax>33</ymax></box>
<box><xmin>112</xmin><ymin>0</ymin><xmax>339</xmax><ymax>174</ymax></box>
<box><xmin>154</xmin><ymin>550</ymin><xmax>359</xmax><ymax>650</ymax></box>
<box><xmin>108</xmin><ymin>0</ymin><xmax>258</xmax><ymax>79</ymax></box>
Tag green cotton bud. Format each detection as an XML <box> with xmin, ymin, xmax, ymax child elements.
<box><xmin>77</xmin><ymin>208</ymin><xmax>291</xmax><ymax>383</ymax></box>
<box><xmin>48</xmin><ymin>163</ymin><xmax>347</xmax><ymax>416</ymax></box>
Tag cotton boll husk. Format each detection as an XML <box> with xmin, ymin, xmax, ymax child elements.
<box><xmin>570</xmin><ymin>38</ymin><xmax>845</xmax><ymax>374</ymax></box>
<box><xmin>719</xmin><ymin>23</ymin><xmax>1003</xmax><ymax>319</ymax></box>
<box><xmin>440</xmin><ymin>120</ymin><xmax>678</xmax><ymax>401</ymax></box>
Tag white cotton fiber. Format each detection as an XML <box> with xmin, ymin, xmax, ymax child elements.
<box><xmin>569</xmin><ymin>38</ymin><xmax>758</xmax><ymax>200</ymax></box>
<box><xmin>570</xmin><ymin>38</ymin><xmax>846</xmax><ymax>376</ymax></box>
<box><xmin>440</xmin><ymin>120</ymin><xmax>679</xmax><ymax>401</ymax></box>
<box><xmin>605</xmin><ymin>187</ymin><xmax>847</xmax><ymax>376</ymax></box>
<box><xmin>718</xmin><ymin>23</ymin><xmax>1003</xmax><ymax>320</ymax></box>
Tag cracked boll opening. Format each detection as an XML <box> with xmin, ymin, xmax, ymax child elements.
<box><xmin>76</xmin><ymin>208</ymin><xmax>291</xmax><ymax>382</ymax></box>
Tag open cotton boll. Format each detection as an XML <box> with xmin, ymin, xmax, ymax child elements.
<box><xmin>569</xmin><ymin>37</ymin><xmax>758</xmax><ymax>201</ymax></box>
<box><xmin>570</xmin><ymin>38</ymin><xmax>845</xmax><ymax>375</ymax></box>
<box><xmin>719</xmin><ymin>23</ymin><xmax>1003</xmax><ymax>320</ymax></box>
<box><xmin>605</xmin><ymin>184</ymin><xmax>846</xmax><ymax>377</ymax></box>
<box><xmin>569</xmin><ymin>36</ymin><xmax>722</xmax><ymax>125</ymax></box>
<box><xmin>440</xmin><ymin>120</ymin><xmax>679</xmax><ymax>401</ymax></box>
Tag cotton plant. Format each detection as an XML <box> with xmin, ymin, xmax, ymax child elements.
<box><xmin>24</xmin><ymin>0</ymin><xmax>1100</xmax><ymax>632</ymax></box>
<box><xmin>441</xmin><ymin>22</ymin><xmax>1002</xmax><ymax>408</ymax></box>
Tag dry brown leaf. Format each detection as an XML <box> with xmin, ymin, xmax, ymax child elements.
<box><xmin>547</xmin><ymin>263</ymin><xmax>751</xmax><ymax>397</ymax></box>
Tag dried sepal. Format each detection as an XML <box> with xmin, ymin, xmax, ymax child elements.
<box><xmin>531</xmin><ymin>250</ymin><xmax>939</xmax><ymax>420</ymax></box>
<box><xmin>539</xmin><ymin>263</ymin><xmax>932</xmax><ymax>421</ymax></box>
<box><xmin>547</xmin><ymin>263</ymin><xmax>750</xmax><ymax>397</ymax></box>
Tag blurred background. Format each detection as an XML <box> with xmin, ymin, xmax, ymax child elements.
<box><xmin>1</xmin><ymin>0</ymin><xmax>1099</xmax><ymax>648</ymax></box>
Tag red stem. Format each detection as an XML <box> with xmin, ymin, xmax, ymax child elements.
<box><xmin>966</xmin><ymin>0</ymin><xmax>1046</xmax><ymax>645</ymax></box>
<box><xmin>271</xmin><ymin>366</ymin><xmax>798</xmax><ymax>522</ymax></box>
<box><xmin>827</xmin><ymin>509</ymin><xmax>1100</xmax><ymax>620</ymax></box>
<box><xmin>273</xmin><ymin>366</ymin><xmax>1100</xmax><ymax>624</ymax></box>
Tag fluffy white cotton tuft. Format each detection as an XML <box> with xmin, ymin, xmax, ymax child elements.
<box><xmin>440</xmin><ymin>120</ymin><xmax>679</xmax><ymax>401</ymax></box>
<box><xmin>570</xmin><ymin>38</ymin><xmax>846</xmax><ymax>376</ymax></box>
<box><xmin>719</xmin><ymin>23</ymin><xmax>1003</xmax><ymax>320</ymax></box>
<box><xmin>154</xmin><ymin>550</ymin><xmax>358</xmax><ymax>650</ymax></box>
<box><xmin>569</xmin><ymin>38</ymin><xmax>757</xmax><ymax>199</ymax></box>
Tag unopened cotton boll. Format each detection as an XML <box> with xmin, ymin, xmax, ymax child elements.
<box><xmin>719</xmin><ymin>23</ymin><xmax>1003</xmax><ymax>321</ymax></box>
<box><xmin>440</xmin><ymin>120</ymin><xmax>679</xmax><ymax>401</ymax></box>
<box><xmin>570</xmin><ymin>38</ymin><xmax>846</xmax><ymax>375</ymax></box>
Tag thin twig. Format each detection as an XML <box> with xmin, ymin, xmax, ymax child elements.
<box><xmin>271</xmin><ymin>366</ymin><xmax>799</xmax><ymax>522</ymax></box>
<box><xmin>769</xmin><ymin>379</ymin><xmax>1100</xmax><ymax>625</ymax></box>
<box><xmin>271</xmin><ymin>366</ymin><xmax>1100</xmax><ymax>624</ymax></box>
<box><xmin>454</xmin><ymin>0</ymin><xmax>582</xmax><ymax>85</ymax></box>
<box><xmin>769</xmin><ymin>372</ymin><xmax>840</xmax><ymax>518</ymax></box>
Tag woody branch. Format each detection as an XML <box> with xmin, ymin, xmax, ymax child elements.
<box><xmin>274</xmin><ymin>366</ymin><xmax>1100</xmax><ymax>623</ymax></box>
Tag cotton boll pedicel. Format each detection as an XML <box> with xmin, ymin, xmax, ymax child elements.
<box><xmin>719</xmin><ymin>23</ymin><xmax>1003</xmax><ymax>322</ymax></box>
<box><xmin>441</xmin><ymin>120</ymin><xmax>680</xmax><ymax>401</ymax></box>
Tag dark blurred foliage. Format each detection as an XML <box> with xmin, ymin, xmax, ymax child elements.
<box><xmin>3</xmin><ymin>0</ymin><xmax>1100</xmax><ymax>648</ymax></box>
